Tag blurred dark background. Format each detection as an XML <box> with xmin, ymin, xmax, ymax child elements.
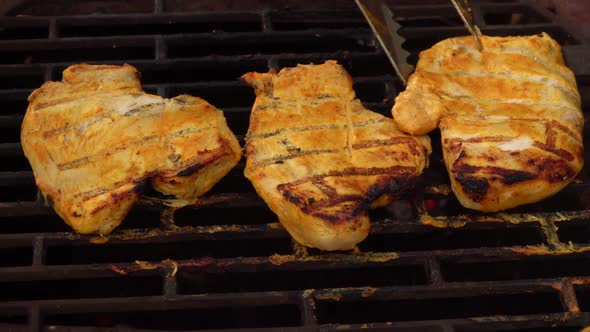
<box><xmin>1</xmin><ymin>0</ymin><xmax>588</xmax><ymax>40</ymax></box>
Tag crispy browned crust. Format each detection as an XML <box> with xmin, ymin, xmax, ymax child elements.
<box><xmin>242</xmin><ymin>61</ymin><xmax>431</xmax><ymax>250</ymax></box>
<box><xmin>392</xmin><ymin>33</ymin><xmax>584</xmax><ymax>212</ymax></box>
<box><xmin>21</xmin><ymin>64</ymin><xmax>241</xmax><ymax>234</ymax></box>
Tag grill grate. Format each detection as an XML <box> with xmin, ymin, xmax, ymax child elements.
<box><xmin>0</xmin><ymin>0</ymin><xmax>590</xmax><ymax>331</ymax></box>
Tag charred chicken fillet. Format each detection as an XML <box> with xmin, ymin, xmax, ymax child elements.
<box><xmin>392</xmin><ymin>33</ymin><xmax>583</xmax><ymax>212</ymax></box>
<box><xmin>242</xmin><ymin>61</ymin><xmax>431</xmax><ymax>250</ymax></box>
<box><xmin>21</xmin><ymin>64</ymin><xmax>241</xmax><ymax>234</ymax></box>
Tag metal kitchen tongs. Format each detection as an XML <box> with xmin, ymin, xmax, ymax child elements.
<box><xmin>356</xmin><ymin>0</ymin><xmax>483</xmax><ymax>86</ymax></box>
<box><xmin>450</xmin><ymin>0</ymin><xmax>484</xmax><ymax>51</ymax></box>
<box><xmin>355</xmin><ymin>0</ymin><xmax>414</xmax><ymax>86</ymax></box>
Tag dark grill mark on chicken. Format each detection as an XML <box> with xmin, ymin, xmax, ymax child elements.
<box><xmin>242</xmin><ymin>61</ymin><xmax>431</xmax><ymax>250</ymax></box>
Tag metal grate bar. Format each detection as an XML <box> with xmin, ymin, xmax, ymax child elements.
<box><xmin>426</xmin><ymin>256</ymin><xmax>444</xmax><ymax>285</ymax></box>
<box><xmin>28</xmin><ymin>304</ymin><xmax>41</xmax><ymax>332</ymax></box>
<box><xmin>299</xmin><ymin>295</ymin><xmax>318</xmax><ymax>327</ymax></box>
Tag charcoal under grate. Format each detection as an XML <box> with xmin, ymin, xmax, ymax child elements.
<box><xmin>0</xmin><ymin>1</ymin><xmax>590</xmax><ymax>331</ymax></box>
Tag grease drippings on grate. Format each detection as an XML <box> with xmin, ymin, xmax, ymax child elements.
<box><xmin>316</xmin><ymin>291</ymin><xmax>564</xmax><ymax>324</ymax></box>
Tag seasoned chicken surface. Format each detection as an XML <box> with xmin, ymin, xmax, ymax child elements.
<box><xmin>21</xmin><ymin>64</ymin><xmax>241</xmax><ymax>234</ymax></box>
<box><xmin>242</xmin><ymin>61</ymin><xmax>431</xmax><ymax>250</ymax></box>
<box><xmin>392</xmin><ymin>33</ymin><xmax>583</xmax><ymax>211</ymax></box>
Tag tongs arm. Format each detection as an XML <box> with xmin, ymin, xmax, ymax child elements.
<box><xmin>450</xmin><ymin>0</ymin><xmax>484</xmax><ymax>51</ymax></box>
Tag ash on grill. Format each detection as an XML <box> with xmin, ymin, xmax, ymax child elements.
<box><xmin>0</xmin><ymin>0</ymin><xmax>590</xmax><ymax>331</ymax></box>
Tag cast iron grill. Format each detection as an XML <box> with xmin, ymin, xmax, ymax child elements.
<box><xmin>1</xmin><ymin>0</ymin><xmax>590</xmax><ymax>331</ymax></box>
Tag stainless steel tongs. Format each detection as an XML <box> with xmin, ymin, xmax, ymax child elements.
<box><xmin>355</xmin><ymin>0</ymin><xmax>414</xmax><ymax>86</ymax></box>
<box><xmin>450</xmin><ymin>0</ymin><xmax>484</xmax><ymax>51</ymax></box>
<box><xmin>356</xmin><ymin>0</ymin><xmax>484</xmax><ymax>85</ymax></box>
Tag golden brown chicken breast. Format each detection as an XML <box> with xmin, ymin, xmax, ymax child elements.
<box><xmin>21</xmin><ymin>64</ymin><xmax>241</xmax><ymax>234</ymax></box>
<box><xmin>242</xmin><ymin>61</ymin><xmax>431</xmax><ymax>250</ymax></box>
<box><xmin>392</xmin><ymin>33</ymin><xmax>583</xmax><ymax>211</ymax></box>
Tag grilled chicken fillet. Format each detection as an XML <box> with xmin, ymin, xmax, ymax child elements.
<box><xmin>392</xmin><ymin>33</ymin><xmax>583</xmax><ymax>211</ymax></box>
<box><xmin>21</xmin><ymin>64</ymin><xmax>241</xmax><ymax>234</ymax></box>
<box><xmin>242</xmin><ymin>61</ymin><xmax>431</xmax><ymax>250</ymax></box>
